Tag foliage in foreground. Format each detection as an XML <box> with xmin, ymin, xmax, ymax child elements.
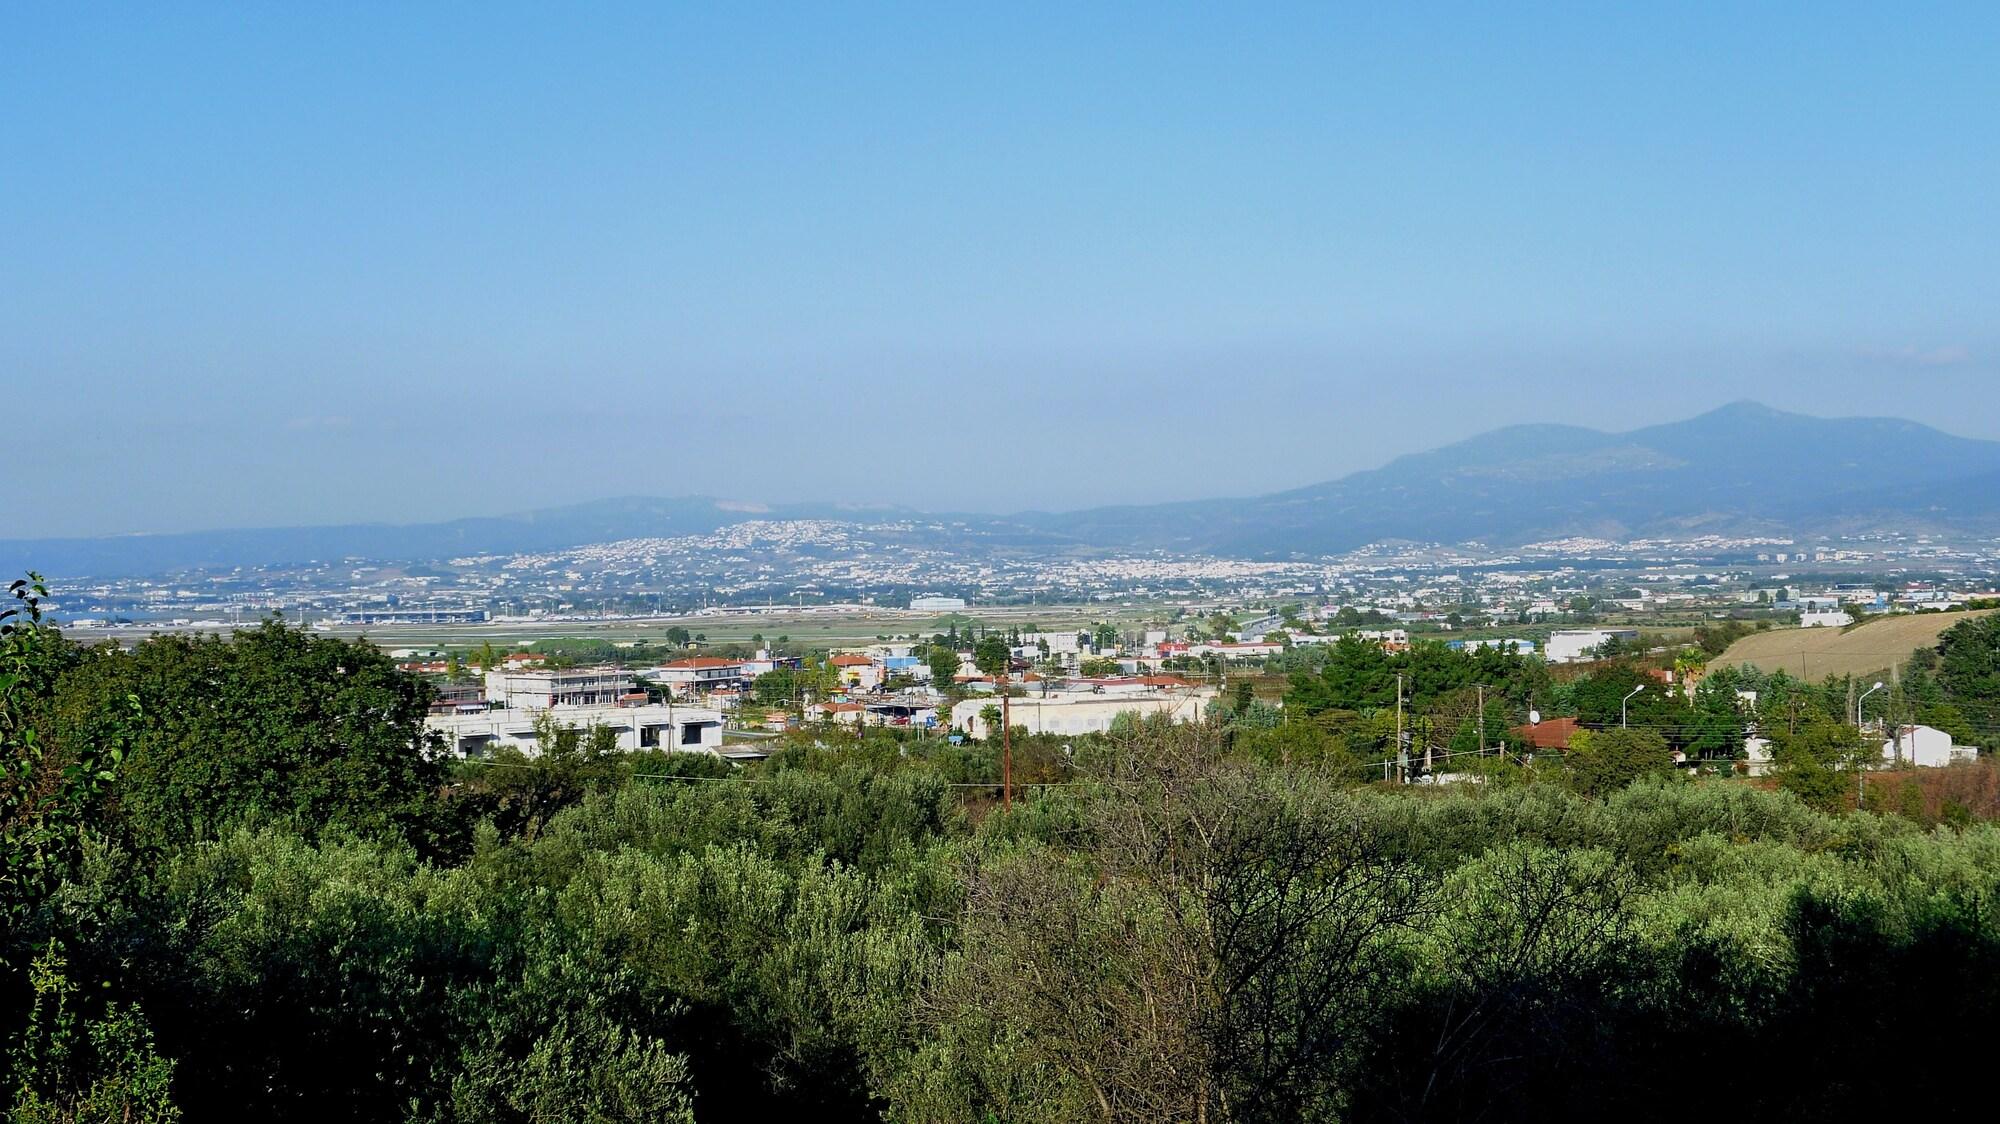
<box><xmin>5</xmin><ymin>610</ymin><xmax>2000</xmax><ymax>1121</ymax></box>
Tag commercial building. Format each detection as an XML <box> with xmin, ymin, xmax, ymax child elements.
<box><xmin>910</xmin><ymin>595</ymin><xmax>967</xmax><ymax>612</ymax></box>
<box><xmin>342</xmin><ymin>606</ymin><xmax>488</xmax><ymax>625</ymax></box>
<box><xmin>427</xmin><ymin>703</ymin><xmax>724</xmax><ymax>757</ymax></box>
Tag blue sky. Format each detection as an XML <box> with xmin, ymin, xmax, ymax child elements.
<box><xmin>7</xmin><ymin>3</ymin><xmax>1999</xmax><ymax>537</ymax></box>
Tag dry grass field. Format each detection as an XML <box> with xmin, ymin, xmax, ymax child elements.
<box><xmin>1711</xmin><ymin>608</ymin><xmax>1996</xmax><ymax>682</ymax></box>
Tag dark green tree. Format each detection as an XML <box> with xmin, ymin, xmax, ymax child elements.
<box><xmin>927</xmin><ymin>643</ymin><xmax>962</xmax><ymax>687</ymax></box>
<box><xmin>2</xmin><ymin>576</ymin><xmax>138</xmax><ymax>921</ymax></box>
<box><xmin>52</xmin><ymin>618</ymin><xmax>443</xmax><ymax>850</ymax></box>
<box><xmin>973</xmin><ymin>636</ymin><xmax>1011</xmax><ymax>679</ymax></box>
<box><xmin>1563</xmin><ymin>727</ymin><xmax>1675</xmax><ymax>797</ymax></box>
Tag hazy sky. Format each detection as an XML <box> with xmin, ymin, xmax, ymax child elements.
<box><xmin>8</xmin><ymin>4</ymin><xmax>2000</xmax><ymax>538</ymax></box>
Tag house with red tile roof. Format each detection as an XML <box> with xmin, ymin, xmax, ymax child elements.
<box><xmin>828</xmin><ymin>653</ymin><xmax>883</xmax><ymax>691</ymax></box>
<box><xmin>1510</xmin><ymin>716</ymin><xmax>1579</xmax><ymax>751</ymax></box>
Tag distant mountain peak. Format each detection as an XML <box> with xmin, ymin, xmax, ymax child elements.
<box><xmin>9</xmin><ymin>402</ymin><xmax>2000</xmax><ymax>576</ymax></box>
<box><xmin>1703</xmin><ymin>399</ymin><xmax>1785</xmax><ymax>419</ymax></box>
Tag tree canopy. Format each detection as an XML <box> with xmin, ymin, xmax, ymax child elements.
<box><xmin>6</xmin><ymin>576</ymin><xmax>2000</xmax><ymax>1122</ymax></box>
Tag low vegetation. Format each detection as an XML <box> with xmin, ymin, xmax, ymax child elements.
<box><xmin>6</xmin><ymin>577</ymin><xmax>2000</xmax><ymax>1121</ymax></box>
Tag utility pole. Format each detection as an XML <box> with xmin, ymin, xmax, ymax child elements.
<box><xmin>1001</xmin><ymin>669</ymin><xmax>1013</xmax><ymax>810</ymax></box>
<box><xmin>1477</xmin><ymin>684</ymin><xmax>1487</xmax><ymax>757</ymax></box>
<box><xmin>1395</xmin><ymin>673</ymin><xmax>1407</xmax><ymax>783</ymax></box>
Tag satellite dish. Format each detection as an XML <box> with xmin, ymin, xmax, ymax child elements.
<box><xmin>1529</xmin><ymin>709</ymin><xmax>1542</xmax><ymax>725</ymax></box>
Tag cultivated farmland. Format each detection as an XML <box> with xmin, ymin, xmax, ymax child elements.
<box><xmin>1711</xmin><ymin>608</ymin><xmax>1996</xmax><ymax>682</ymax></box>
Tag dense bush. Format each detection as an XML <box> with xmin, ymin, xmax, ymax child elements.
<box><xmin>7</xmin><ymin>613</ymin><xmax>2000</xmax><ymax>1121</ymax></box>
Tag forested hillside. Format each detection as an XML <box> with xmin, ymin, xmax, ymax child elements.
<box><xmin>6</xmin><ymin>576</ymin><xmax>2000</xmax><ymax>1122</ymax></box>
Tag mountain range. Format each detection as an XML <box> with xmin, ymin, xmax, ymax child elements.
<box><xmin>12</xmin><ymin>402</ymin><xmax>2000</xmax><ymax>577</ymax></box>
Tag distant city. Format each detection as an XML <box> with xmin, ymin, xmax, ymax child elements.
<box><xmin>45</xmin><ymin>525</ymin><xmax>1999</xmax><ymax>638</ymax></box>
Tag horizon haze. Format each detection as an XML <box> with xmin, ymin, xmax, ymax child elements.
<box><xmin>8</xmin><ymin>6</ymin><xmax>2000</xmax><ymax>537</ymax></box>
<box><xmin>13</xmin><ymin>400</ymin><xmax>2000</xmax><ymax>579</ymax></box>
<box><xmin>4</xmin><ymin>398</ymin><xmax>1994</xmax><ymax>543</ymax></box>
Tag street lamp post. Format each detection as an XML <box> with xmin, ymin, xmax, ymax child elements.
<box><xmin>1856</xmin><ymin>681</ymin><xmax>1885</xmax><ymax>730</ymax></box>
<box><xmin>1622</xmin><ymin>684</ymin><xmax>1645</xmax><ymax>729</ymax></box>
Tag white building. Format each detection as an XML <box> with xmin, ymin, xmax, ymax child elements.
<box><xmin>1189</xmin><ymin>640</ymin><xmax>1284</xmax><ymax>659</ymax></box>
<box><xmin>1355</xmin><ymin>629</ymin><xmax>1410</xmax><ymax>646</ymax></box>
<box><xmin>646</xmin><ymin>657</ymin><xmax>745</xmax><ymax>692</ymax></box>
<box><xmin>1743</xmin><ymin>735</ymin><xmax>1775</xmax><ymax>777</ymax></box>
<box><xmin>483</xmin><ymin>667</ymin><xmax>635</xmax><ymax>709</ymax></box>
<box><xmin>428</xmin><ymin>703</ymin><xmax>724</xmax><ymax>757</ymax></box>
<box><xmin>911</xmin><ymin>595</ymin><xmax>967</xmax><ymax>612</ymax></box>
<box><xmin>949</xmin><ymin>687</ymin><xmax>1217</xmax><ymax>738</ymax></box>
<box><xmin>1452</xmin><ymin>638</ymin><xmax>1538</xmax><ymax>656</ymax></box>
<box><xmin>1544</xmin><ymin>629</ymin><xmax>1640</xmax><ymax>664</ymax></box>
<box><xmin>1881</xmin><ymin>724</ymin><xmax>1976</xmax><ymax>769</ymax></box>
<box><xmin>1022</xmin><ymin>631</ymin><xmax>1082</xmax><ymax>655</ymax></box>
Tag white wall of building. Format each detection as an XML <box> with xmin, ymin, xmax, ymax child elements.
<box><xmin>483</xmin><ymin>668</ymin><xmax>638</xmax><ymax>708</ymax></box>
<box><xmin>949</xmin><ymin>689</ymin><xmax>1217</xmax><ymax>737</ymax></box>
<box><xmin>1881</xmin><ymin>724</ymin><xmax>1974</xmax><ymax>768</ymax></box>
<box><xmin>428</xmin><ymin>704</ymin><xmax>723</xmax><ymax>757</ymax></box>
<box><xmin>1544</xmin><ymin>629</ymin><xmax>1639</xmax><ymax>664</ymax></box>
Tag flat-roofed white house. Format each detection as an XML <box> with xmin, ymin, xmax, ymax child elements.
<box><xmin>1544</xmin><ymin>629</ymin><xmax>1639</xmax><ymax>663</ymax></box>
<box><xmin>1189</xmin><ymin>640</ymin><xmax>1283</xmax><ymax>659</ymax></box>
<box><xmin>646</xmin><ymin>657</ymin><xmax>746</xmax><ymax>693</ymax></box>
<box><xmin>427</xmin><ymin>703</ymin><xmax>724</xmax><ymax>758</ymax></box>
<box><xmin>483</xmin><ymin>667</ymin><xmax>635</xmax><ymax>709</ymax></box>
<box><xmin>949</xmin><ymin>687</ymin><xmax>1217</xmax><ymax>738</ymax></box>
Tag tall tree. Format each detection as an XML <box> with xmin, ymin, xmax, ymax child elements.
<box><xmin>973</xmin><ymin>636</ymin><xmax>1011</xmax><ymax>679</ymax></box>
<box><xmin>927</xmin><ymin>643</ymin><xmax>962</xmax><ymax>687</ymax></box>
<box><xmin>53</xmin><ymin>619</ymin><xmax>444</xmax><ymax>849</ymax></box>
<box><xmin>2</xmin><ymin>575</ymin><xmax>137</xmax><ymax>922</ymax></box>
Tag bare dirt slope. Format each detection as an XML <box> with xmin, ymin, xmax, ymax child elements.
<box><xmin>1711</xmin><ymin>608</ymin><xmax>1996</xmax><ymax>682</ymax></box>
